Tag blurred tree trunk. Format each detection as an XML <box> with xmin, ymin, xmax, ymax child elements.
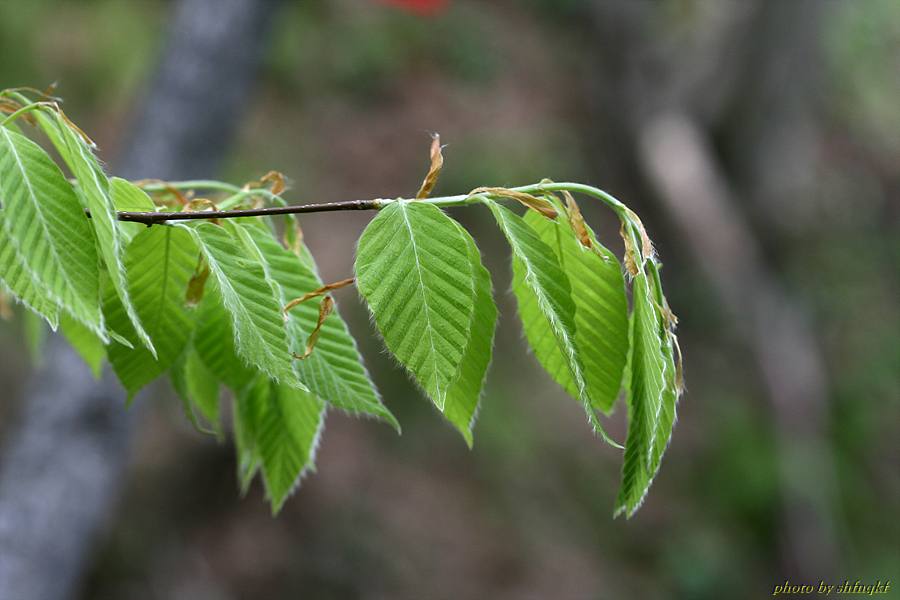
<box><xmin>0</xmin><ymin>0</ymin><xmax>281</xmax><ymax>598</ymax></box>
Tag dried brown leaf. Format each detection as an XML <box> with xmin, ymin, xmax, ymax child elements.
<box><xmin>620</xmin><ymin>222</ymin><xmax>639</xmax><ymax>276</ymax></box>
<box><xmin>133</xmin><ymin>179</ymin><xmax>190</xmax><ymax>207</ymax></box>
<box><xmin>55</xmin><ymin>105</ymin><xmax>97</xmax><ymax>148</ymax></box>
<box><xmin>261</xmin><ymin>170</ymin><xmax>286</xmax><ymax>196</ymax></box>
<box><xmin>283</xmin><ymin>278</ymin><xmax>355</xmax><ymax>319</ymax></box>
<box><xmin>0</xmin><ymin>99</ymin><xmax>37</xmax><ymax>126</ymax></box>
<box><xmin>415</xmin><ymin>134</ymin><xmax>443</xmax><ymax>200</ymax></box>
<box><xmin>293</xmin><ymin>296</ymin><xmax>334</xmax><ymax>360</ymax></box>
<box><xmin>184</xmin><ymin>198</ymin><xmax>217</xmax><ymax>212</ymax></box>
<box><xmin>672</xmin><ymin>332</ymin><xmax>684</xmax><ymax>395</ymax></box>
<box><xmin>625</xmin><ymin>207</ymin><xmax>652</xmax><ymax>262</ymax></box>
<box><xmin>185</xmin><ymin>259</ymin><xmax>210</xmax><ymax>307</ymax></box>
<box><xmin>282</xmin><ymin>218</ymin><xmax>304</xmax><ymax>255</ymax></box>
<box><xmin>469</xmin><ymin>187</ymin><xmax>558</xmax><ymax>220</ymax></box>
<box><xmin>562</xmin><ymin>190</ymin><xmax>593</xmax><ymax>249</ymax></box>
<box><xmin>184</xmin><ymin>198</ymin><xmax>220</xmax><ymax>225</ymax></box>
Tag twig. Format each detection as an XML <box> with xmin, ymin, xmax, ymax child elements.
<box><xmin>85</xmin><ymin>199</ymin><xmax>383</xmax><ymax>226</ymax></box>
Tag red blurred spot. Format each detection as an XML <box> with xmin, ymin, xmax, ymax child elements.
<box><xmin>378</xmin><ymin>0</ymin><xmax>450</xmax><ymax>17</ymax></box>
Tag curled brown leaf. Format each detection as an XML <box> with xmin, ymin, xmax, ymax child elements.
<box><xmin>625</xmin><ymin>208</ymin><xmax>652</xmax><ymax>262</ymax></box>
<box><xmin>283</xmin><ymin>278</ymin><xmax>355</xmax><ymax>319</ymax></box>
<box><xmin>562</xmin><ymin>190</ymin><xmax>593</xmax><ymax>249</ymax></box>
<box><xmin>185</xmin><ymin>257</ymin><xmax>210</xmax><ymax>307</ymax></box>
<box><xmin>55</xmin><ymin>105</ymin><xmax>97</xmax><ymax>148</ymax></box>
<box><xmin>415</xmin><ymin>134</ymin><xmax>443</xmax><ymax>200</ymax></box>
<box><xmin>293</xmin><ymin>296</ymin><xmax>335</xmax><ymax>360</ymax></box>
<box><xmin>261</xmin><ymin>170</ymin><xmax>287</xmax><ymax>196</ymax></box>
<box><xmin>620</xmin><ymin>222</ymin><xmax>640</xmax><ymax>276</ymax></box>
<box><xmin>0</xmin><ymin>99</ymin><xmax>37</xmax><ymax>126</ymax></box>
<box><xmin>184</xmin><ymin>198</ymin><xmax>220</xmax><ymax>225</ymax></box>
<box><xmin>469</xmin><ymin>187</ymin><xmax>558</xmax><ymax>220</ymax></box>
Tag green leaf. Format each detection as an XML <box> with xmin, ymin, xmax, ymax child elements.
<box><xmin>523</xmin><ymin>209</ymin><xmax>629</xmax><ymax>413</ymax></box>
<box><xmin>355</xmin><ymin>200</ymin><xmax>475</xmax><ymax>410</ymax></box>
<box><xmin>0</xmin><ymin>209</ymin><xmax>59</xmax><ymax>328</ymax></box>
<box><xmin>234</xmin><ymin>223</ymin><xmax>398</xmax><ymax>430</ymax></box>
<box><xmin>170</xmin><ymin>345</ymin><xmax>222</xmax><ymax>436</ymax></box>
<box><xmin>0</xmin><ymin>126</ymin><xmax>103</xmax><ymax>338</ymax></box>
<box><xmin>56</xmin><ymin>114</ymin><xmax>155</xmax><ymax>356</ymax></box>
<box><xmin>442</xmin><ymin>221</ymin><xmax>496</xmax><ymax>446</ymax></box>
<box><xmin>192</xmin><ymin>286</ymin><xmax>258</xmax><ymax>392</ymax></box>
<box><xmin>236</xmin><ymin>375</ymin><xmax>325</xmax><ymax>514</ymax></box>
<box><xmin>26</xmin><ymin>104</ymin><xmax>72</xmax><ymax>167</ymax></box>
<box><xmin>648</xmin><ymin>269</ymin><xmax>680</xmax><ymax>477</ymax></box>
<box><xmin>232</xmin><ymin>379</ymin><xmax>262</xmax><ymax>495</ymax></box>
<box><xmin>184</xmin><ymin>222</ymin><xmax>302</xmax><ymax>388</ymax></box>
<box><xmin>59</xmin><ymin>311</ymin><xmax>106</xmax><ymax>379</ymax></box>
<box><xmin>109</xmin><ymin>177</ymin><xmax>156</xmax><ymax>212</ymax></box>
<box><xmin>483</xmin><ymin>200</ymin><xmax>600</xmax><ymax>429</ymax></box>
<box><xmin>615</xmin><ymin>269</ymin><xmax>669</xmax><ymax>518</ymax></box>
<box><xmin>109</xmin><ymin>177</ymin><xmax>157</xmax><ymax>245</ymax></box>
<box><xmin>103</xmin><ymin>226</ymin><xmax>197</xmax><ymax>399</ymax></box>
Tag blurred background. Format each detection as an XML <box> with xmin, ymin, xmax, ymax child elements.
<box><xmin>0</xmin><ymin>0</ymin><xmax>897</xmax><ymax>598</ymax></box>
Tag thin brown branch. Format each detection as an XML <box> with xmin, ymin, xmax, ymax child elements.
<box><xmin>84</xmin><ymin>199</ymin><xmax>382</xmax><ymax>226</ymax></box>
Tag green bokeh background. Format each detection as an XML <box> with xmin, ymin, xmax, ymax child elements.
<box><xmin>1</xmin><ymin>0</ymin><xmax>897</xmax><ymax>598</ymax></box>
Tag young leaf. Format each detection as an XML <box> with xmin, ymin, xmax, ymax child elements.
<box><xmin>523</xmin><ymin>209</ymin><xmax>629</xmax><ymax>413</ymax></box>
<box><xmin>232</xmin><ymin>376</ymin><xmax>262</xmax><ymax>495</ymax></box>
<box><xmin>110</xmin><ymin>177</ymin><xmax>158</xmax><ymax>245</ymax></box>
<box><xmin>184</xmin><ymin>222</ymin><xmax>302</xmax><ymax>389</ymax></box>
<box><xmin>482</xmin><ymin>200</ymin><xmax>599</xmax><ymax>427</ymax></box>
<box><xmin>0</xmin><ymin>210</ymin><xmax>59</xmax><ymax>328</ymax></box>
<box><xmin>110</xmin><ymin>177</ymin><xmax>157</xmax><ymax>212</ymax></box>
<box><xmin>442</xmin><ymin>221</ymin><xmax>496</xmax><ymax>447</ymax></box>
<box><xmin>56</xmin><ymin>112</ymin><xmax>155</xmax><ymax>356</ymax></box>
<box><xmin>103</xmin><ymin>225</ymin><xmax>197</xmax><ymax>399</ymax></box>
<box><xmin>355</xmin><ymin>200</ymin><xmax>475</xmax><ymax>410</ymax></box>
<box><xmin>0</xmin><ymin>126</ymin><xmax>104</xmax><ymax>338</ymax></box>
<box><xmin>170</xmin><ymin>345</ymin><xmax>222</xmax><ymax>436</ymax></box>
<box><xmin>236</xmin><ymin>223</ymin><xmax>398</xmax><ymax>429</ymax></box>
<box><xmin>649</xmin><ymin>281</ymin><xmax>680</xmax><ymax>476</ymax></box>
<box><xmin>615</xmin><ymin>269</ymin><xmax>669</xmax><ymax>518</ymax></box>
<box><xmin>236</xmin><ymin>375</ymin><xmax>325</xmax><ymax>514</ymax></box>
<box><xmin>192</xmin><ymin>286</ymin><xmax>258</xmax><ymax>393</ymax></box>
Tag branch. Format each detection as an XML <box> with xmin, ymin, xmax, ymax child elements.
<box><xmin>81</xmin><ymin>181</ymin><xmax>631</xmax><ymax>226</ymax></box>
<box><xmin>86</xmin><ymin>198</ymin><xmax>383</xmax><ymax>226</ymax></box>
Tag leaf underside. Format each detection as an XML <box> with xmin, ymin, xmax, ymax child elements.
<box><xmin>355</xmin><ymin>200</ymin><xmax>475</xmax><ymax>410</ymax></box>
<box><xmin>0</xmin><ymin>127</ymin><xmax>103</xmax><ymax>337</ymax></box>
<box><xmin>57</xmin><ymin>116</ymin><xmax>155</xmax><ymax>356</ymax></box>
<box><xmin>104</xmin><ymin>225</ymin><xmax>197</xmax><ymax>399</ymax></box>
<box><xmin>185</xmin><ymin>222</ymin><xmax>301</xmax><ymax>388</ymax></box>
<box><xmin>615</xmin><ymin>269</ymin><xmax>676</xmax><ymax>518</ymax></box>
<box><xmin>442</xmin><ymin>220</ymin><xmax>496</xmax><ymax>446</ymax></box>
<box><xmin>237</xmin><ymin>375</ymin><xmax>325</xmax><ymax>514</ymax></box>
<box><xmin>522</xmin><ymin>209</ymin><xmax>629</xmax><ymax>414</ymax></box>
<box><xmin>483</xmin><ymin>200</ymin><xmax>599</xmax><ymax>424</ymax></box>
<box><xmin>237</xmin><ymin>222</ymin><xmax>398</xmax><ymax>429</ymax></box>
